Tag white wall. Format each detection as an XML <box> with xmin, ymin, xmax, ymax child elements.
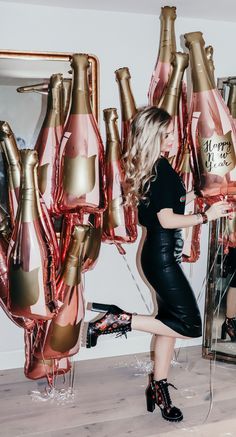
<box><xmin>0</xmin><ymin>1</ymin><xmax>235</xmax><ymax>370</ymax></box>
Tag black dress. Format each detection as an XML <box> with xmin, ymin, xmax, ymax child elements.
<box><xmin>138</xmin><ymin>157</ymin><xmax>202</xmax><ymax>338</ymax></box>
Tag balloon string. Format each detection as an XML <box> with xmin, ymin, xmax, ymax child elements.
<box><xmin>121</xmin><ymin>253</ymin><xmax>152</xmax><ymax>314</ymax></box>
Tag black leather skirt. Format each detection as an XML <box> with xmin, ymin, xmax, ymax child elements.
<box><xmin>141</xmin><ymin>227</ymin><xmax>202</xmax><ymax>338</ymax></box>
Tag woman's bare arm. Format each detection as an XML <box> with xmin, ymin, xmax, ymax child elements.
<box><xmin>157</xmin><ymin>200</ymin><xmax>232</xmax><ymax>229</ymax></box>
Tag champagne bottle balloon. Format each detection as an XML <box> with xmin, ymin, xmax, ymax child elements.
<box><xmin>185</xmin><ymin>31</ymin><xmax>236</xmax><ymax>200</ymax></box>
<box><xmin>148</xmin><ymin>6</ymin><xmax>176</xmax><ymax>106</ymax></box>
<box><xmin>57</xmin><ymin>53</ymin><xmax>106</xmax><ymax>214</ymax></box>
<box><xmin>8</xmin><ymin>150</ymin><xmax>57</xmax><ymax>320</ymax></box>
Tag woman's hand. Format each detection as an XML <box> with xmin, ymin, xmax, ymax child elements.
<box><xmin>205</xmin><ymin>200</ymin><xmax>233</xmax><ymax>222</ymax></box>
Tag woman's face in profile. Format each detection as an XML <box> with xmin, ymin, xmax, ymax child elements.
<box><xmin>160</xmin><ymin>120</ymin><xmax>174</xmax><ymax>153</ymax></box>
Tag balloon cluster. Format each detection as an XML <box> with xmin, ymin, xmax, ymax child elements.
<box><xmin>0</xmin><ymin>53</ymin><xmax>137</xmax><ymax>384</ymax></box>
<box><xmin>148</xmin><ymin>6</ymin><xmax>236</xmax><ymax>260</ymax></box>
<box><xmin>2</xmin><ymin>5</ymin><xmax>236</xmax><ymax>386</ymax></box>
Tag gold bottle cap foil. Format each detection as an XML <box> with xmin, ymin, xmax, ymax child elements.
<box><xmin>159</xmin><ymin>52</ymin><xmax>189</xmax><ymax>116</ymax></box>
<box><xmin>160</xmin><ymin>5</ymin><xmax>176</xmax><ymax>20</ymax></box>
<box><xmin>71</xmin><ymin>53</ymin><xmax>90</xmax><ymax>71</ymax></box>
<box><xmin>20</xmin><ymin>149</ymin><xmax>38</xmax><ymax>167</ymax></box>
<box><xmin>184</xmin><ymin>31</ymin><xmax>214</xmax><ymax>92</ymax></box>
<box><xmin>115</xmin><ymin>67</ymin><xmax>131</xmax><ymax>81</ymax></box>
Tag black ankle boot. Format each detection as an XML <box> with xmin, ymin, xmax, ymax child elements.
<box><xmin>146</xmin><ymin>374</ymin><xmax>183</xmax><ymax>422</ymax></box>
<box><xmin>85</xmin><ymin>302</ymin><xmax>132</xmax><ymax>348</ymax></box>
<box><xmin>221</xmin><ymin>317</ymin><xmax>236</xmax><ymax>342</ymax></box>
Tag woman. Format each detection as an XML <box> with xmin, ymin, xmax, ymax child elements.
<box><xmin>84</xmin><ymin>107</ymin><xmax>231</xmax><ymax>423</ymax></box>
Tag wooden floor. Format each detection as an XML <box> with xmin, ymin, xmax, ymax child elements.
<box><xmin>1</xmin><ymin>346</ymin><xmax>236</xmax><ymax>437</ymax></box>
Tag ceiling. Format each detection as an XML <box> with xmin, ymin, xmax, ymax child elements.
<box><xmin>3</xmin><ymin>0</ymin><xmax>236</xmax><ymax>22</ymax></box>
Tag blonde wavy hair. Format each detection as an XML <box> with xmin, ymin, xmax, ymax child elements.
<box><xmin>123</xmin><ymin>106</ymin><xmax>172</xmax><ymax>206</ymax></box>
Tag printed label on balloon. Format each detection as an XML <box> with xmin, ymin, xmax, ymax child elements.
<box><xmin>199</xmin><ymin>130</ymin><xmax>236</xmax><ymax>177</ymax></box>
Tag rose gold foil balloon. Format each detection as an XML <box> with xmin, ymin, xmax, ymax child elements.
<box><xmin>102</xmin><ymin>108</ymin><xmax>137</xmax><ymax>244</ymax></box>
<box><xmin>158</xmin><ymin>52</ymin><xmax>189</xmax><ymax>170</ymax></box>
<box><xmin>0</xmin><ymin>207</ymin><xmax>35</xmax><ymax>329</ymax></box>
<box><xmin>148</xmin><ymin>6</ymin><xmax>176</xmax><ymax>106</ymax></box>
<box><xmin>8</xmin><ymin>150</ymin><xmax>57</xmax><ymax>321</ymax></box>
<box><xmin>115</xmin><ymin>67</ymin><xmax>137</xmax><ymax>154</ymax></box>
<box><xmin>57</xmin><ymin>54</ymin><xmax>106</xmax><ymax>214</ymax></box>
<box><xmin>0</xmin><ymin>121</ymin><xmax>21</xmax><ymax>225</ymax></box>
<box><xmin>24</xmin><ymin>329</ymin><xmax>71</xmax><ymax>381</ymax></box>
<box><xmin>185</xmin><ymin>32</ymin><xmax>236</xmax><ymax>201</ymax></box>
<box><xmin>35</xmin><ymin>73</ymin><xmax>64</xmax><ymax>216</ymax></box>
<box><xmin>34</xmin><ymin>225</ymin><xmax>89</xmax><ymax>359</ymax></box>
<box><xmin>0</xmin><ymin>121</ymin><xmax>60</xmax><ymax>267</ymax></box>
<box><xmin>60</xmin><ymin>212</ymin><xmax>102</xmax><ymax>271</ymax></box>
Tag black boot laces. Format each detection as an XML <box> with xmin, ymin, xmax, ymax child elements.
<box><xmin>156</xmin><ymin>381</ymin><xmax>178</xmax><ymax>409</ymax></box>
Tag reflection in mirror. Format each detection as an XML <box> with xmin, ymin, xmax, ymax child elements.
<box><xmin>203</xmin><ymin>76</ymin><xmax>236</xmax><ymax>364</ymax></box>
<box><xmin>203</xmin><ymin>219</ymin><xmax>236</xmax><ymax>363</ymax></box>
<box><xmin>0</xmin><ymin>49</ymin><xmax>99</xmax><ymax>212</ymax></box>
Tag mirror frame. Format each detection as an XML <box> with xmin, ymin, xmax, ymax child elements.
<box><xmin>0</xmin><ymin>48</ymin><xmax>100</xmax><ymax>122</ymax></box>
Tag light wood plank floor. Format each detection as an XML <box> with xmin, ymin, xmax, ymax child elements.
<box><xmin>0</xmin><ymin>346</ymin><xmax>236</xmax><ymax>437</ymax></box>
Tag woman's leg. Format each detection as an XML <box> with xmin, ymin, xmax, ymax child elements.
<box><xmin>131</xmin><ymin>315</ymin><xmax>190</xmax><ymax>339</ymax></box>
<box><xmin>153</xmin><ymin>335</ymin><xmax>176</xmax><ymax>380</ymax></box>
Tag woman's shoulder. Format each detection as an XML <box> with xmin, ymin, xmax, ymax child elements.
<box><xmin>155</xmin><ymin>156</ymin><xmax>174</xmax><ymax>175</ymax></box>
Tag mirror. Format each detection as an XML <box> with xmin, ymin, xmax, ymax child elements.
<box><xmin>0</xmin><ymin>49</ymin><xmax>99</xmax><ymax>211</ymax></box>
<box><xmin>203</xmin><ymin>219</ymin><xmax>236</xmax><ymax>363</ymax></box>
<box><xmin>203</xmin><ymin>75</ymin><xmax>236</xmax><ymax>364</ymax></box>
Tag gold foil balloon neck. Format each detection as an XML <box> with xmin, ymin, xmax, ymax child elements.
<box><xmin>185</xmin><ymin>31</ymin><xmax>214</xmax><ymax>92</ymax></box>
<box><xmin>160</xmin><ymin>6</ymin><xmax>176</xmax><ymax>20</ymax></box>
<box><xmin>69</xmin><ymin>224</ymin><xmax>90</xmax><ymax>259</ymax></box>
<box><xmin>115</xmin><ymin>67</ymin><xmax>137</xmax><ymax>123</ymax></box>
<box><xmin>0</xmin><ymin>121</ymin><xmax>20</xmax><ymax>166</ymax></box>
<box><xmin>103</xmin><ymin>108</ymin><xmax>120</xmax><ymax>145</ymax></box>
<box><xmin>159</xmin><ymin>51</ymin><xmax>188</xmax><ymax>116</ymax></box>
<box><xmin>159</xmin><ymin>6</ymin><xmax>177</xmax><ymax>63</ymax></box>
<box><xmin>205</xmin><ymin>45</ymin><xmax>216</xmax><ymax>87</ymax></box>
<box><xmin>227</xmin><ymin>83</ymin><xmax>236</xmax><ymax>119</ymax></box>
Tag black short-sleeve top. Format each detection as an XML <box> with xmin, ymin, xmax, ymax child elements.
<box><xmin>138</xmin><ymin>157</ymin><xmax>186</xmax><ymax>228</ymax></box>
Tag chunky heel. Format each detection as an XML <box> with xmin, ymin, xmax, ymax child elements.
<box><xmin>88</xmin><ymin>302</ymin><xmax>123</xmax><ymax>314</ymax></box>
<box><xmin>146</xmin><ymin>385</ymin><xmax>155</xmax><ymax>412</ymax></box>
<box><xmin>221</xmin><ymin>322</ymin><xmax>227</xmax><ymax>340</ymax></box>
